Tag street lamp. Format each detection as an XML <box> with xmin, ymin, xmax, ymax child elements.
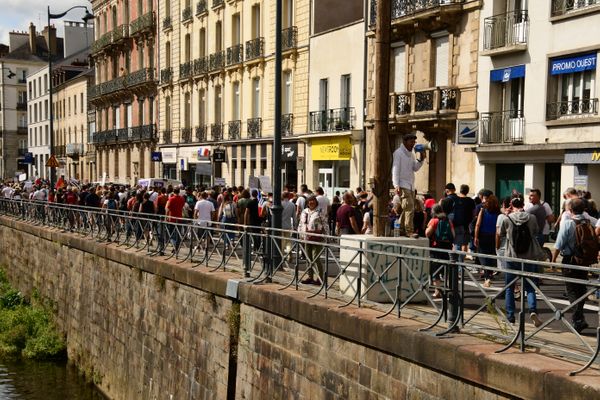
<box><xmin>47</xmin><ymin>5</ymin><xmax>94</xmax><ymax>188</ymax></box>
<box><xmin>1</xmin><ymin>66</ymin><xmax>16</xmax><ymax>180</ymax></box>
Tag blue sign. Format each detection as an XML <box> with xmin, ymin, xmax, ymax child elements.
<box><xmin>551</xmin><ymin>53</ymin><xmax>597</xmax><ymax>75</ymax></box>
<box><xmin>151</xmin><ymin>152</ymin><xmax>162</xmax><ymax>162</ymax></box>
<box><xmin>490</xmin><ymin>65</ymin><xmax>525</xmax><ymax>82</ymax></box>
<box><xmin>23</xmin><ymin>152</ymin><xmax>34</xmax><ymax>164</ymax></box>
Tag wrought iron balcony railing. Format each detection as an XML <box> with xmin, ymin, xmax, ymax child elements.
<box><xmin>211</xmin><ymin>123</ymin><xmax>223</xmax><ymax>141</ymax></box>
<box><xmin>180</xmin><ymin>127</ymin><xmax>193</xmax><ymax>143</ymax></box>
<box><xmin>194</xmin><ymin>57</ymin><xmax>208</xmax><ymax>76</ymax></box>
<box><xmin>125</xmin><ymin>67</ymin><xmax>156</xmax><ymax>87</ymax></box>
<box><xmin>551</xmin><ymin>0</ymin><xmax>600</xmax><ymax>17</ymax></box>
<box><xmin>195</xmin><ymin>125</ymin><xmax>207</xmax><ymax>142</ymax></box>
<box><xmin>91</xmin><ymin>31</ymin><xmax>113</xmax><ymax>53</ymax></box>
<box><xmin>245</xmin><ymin>37</ymin><xmax>265</xmax><ymax>61</ymax></box>
<box><xmin>212</xmin><ymin>0</ymin><xmax>224</xmax><ymax>8</ymax></box>
<box><xmin>282</xmin><ymin>113</ymin><xmax>294</xmax><ymax>136</ymax></box>
<box><xmin>130</xmin><ymin>11</ymin><xmax>155</xmax><ymax>36</ymax></box>
<box><xmin>113</xmin><ymin>24</ymin><xmax>130</xmax><ymax>43</ymax></box>
<box><xmin>309</xmin><ymin>107</ymin><xmax>356</xmax><ymax>132</ymax></box>
<box><xmin>282</xmin><ymin>26</ymin><xmax>298</xmax><ymax>51</ymax></box>
<box><xmin>160</xmin><ymin>67</ymin><xmax>173</xmax><ymax>84</ymax></box>
<box><xmin>135</xmin><ymin>124</ymin><xmax>157</xmax><ymax>141</ymax></box>
<box><xmin>391</xmin><ymin>93</ymin><xmax>411</xmax><ymax>116</ymax></box>
<box><xmin>17</xmin><ymin>126</ymin><xmax>27</xmax><ymax>134</ymax></box>
<box><xmin>16</xmin><ymin>101</ymin><xmax>27</xmax><ymax>110</ymax></box>
<box><xmin>226</xmin><ymin>44</ymin><xmax>244</xmax><ymax>66</ymax></box>
<box><xmin>116</xmin><ymin>128</ymin><xmax>130</xmax><ymax>143</ymax></box>
<box><xmin>209</xmin><ymin>51</ymin><xmax>225</xmax><ymax>71</ymax></box>
<box><xmin>228</xmin><ymin>120</ymin><xmax>241</xmax><ymax>140</ymax></box>
<box><xmin>247</xmin><ymin>117</ymin><xmax>262</xmax><ymax>138</ymax></box>
<box><xmin>370</xmin><ymin>0</ymin><xmax>464</xmax><ymax>26</ymax></box>
<box><xmin>180</xmin><ymin>61</ymin><xmax>193</xmax><ymax>79</ymax></box>
<box><xmin>546</xmin><ymin>98</ymin><xmax>599</xmax><ymax>120</ymax></box>
<box><xmin>483</xmin><ymin>10</ymin><xmax>529</xmax><ymax>52</ymax></box>
<box><xmin>182</xmin><ymin>7</ymin><xmax>193</xmax><ymax>22</ymax></box>
<box><xmin>17</xmin><ymin>148</ymin><xmax>28</xmax><ymax>157</ymax></box>
<box><xmin>196</xmin><ymin>0</ymin><xmax>208</xmax><ymax>16</ymax></box>
<box><xmin>162</xmin><ymin>129</ymin><xmax>173</xmax><ymax>144</ymax></box>
<box><xmin>389</xmin><ymin>87</ymin><xmax>459</xmax><ymax>118</ymax></box>
<box><xmin>480</xmin><ymin>110</ymin><xmax>524</xmax><ymax>144</ymax></box>
<box><xmin>163</xmin><ymin>16</ymin><xmax>172</xmax><ymax>30</ymax></box>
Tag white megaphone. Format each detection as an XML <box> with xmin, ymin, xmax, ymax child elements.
<box><xmin>414</xmin><ymin>140</ymin><xmax>438</xmax><ymax>154</ymax></box>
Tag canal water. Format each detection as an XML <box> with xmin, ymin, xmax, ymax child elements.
<box><xmin>0</xmin><ymin>359</ymin><xmax>106</xmax><ymax>399</ymax></box>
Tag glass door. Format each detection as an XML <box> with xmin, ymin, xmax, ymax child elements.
<box><xmin>318</xmin><ymin>167</ymin><xmax>334</xmax><ymax>199</ymax></box>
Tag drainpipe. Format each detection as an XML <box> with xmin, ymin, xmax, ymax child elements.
<box><xmin>361</xmin><ymin>0</ymin><xmax>369</xmax><ymax>190</ymax></box>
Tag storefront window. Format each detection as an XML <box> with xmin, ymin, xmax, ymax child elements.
<box><xmin>548</xmin><ymin>53</ymin><xmax>597</xmax><ymax>119</ymax></box>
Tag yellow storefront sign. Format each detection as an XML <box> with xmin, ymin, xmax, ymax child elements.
<box><xmin>592</xmin><ymin>151</ymin><xmax>600</xmax><ymax>162</ymax></box>
<box><xmin>311</xmin><ymin>137</ymin><xmax>352</xmax><ymax>161</ymax></box>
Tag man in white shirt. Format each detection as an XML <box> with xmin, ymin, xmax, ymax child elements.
<box><xmin>281</xmin><ymin>192</ymin><xmax>297</xmax><ymax>258</ymax></box>
<box><xmin>32</xmin><ymin>186</ymin><xmax>47</xmax><ymax>202</ymax></box>
<box><xmin>193</xmin><ymin>191</ymin><xmax>216</xmax><ymax>227</ymax></box>
<box><xmin>391</xmin><ymin>132</ymin><xmax>425</xmax><ymax>237</ymax></box>
<box><xmin>1</xmin><ymin>185</ymin><xmax>14</xmax><ymax>199</ymax></box>
<box><xmin>315</xmin><ymin>187</ymin><xmax>331</xmax><ymax>220</ymax></box>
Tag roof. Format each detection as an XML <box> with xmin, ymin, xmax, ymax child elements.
<box><xmin>0</xmin><ymin>36</ymin><xmax>64</xmax><ymax>63</ymax></box>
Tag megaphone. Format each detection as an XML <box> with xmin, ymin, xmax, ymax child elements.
<box><xmin>414</xmin><ymin>140</ymin><xmax>438</xmax><ymax>154</ymax></box>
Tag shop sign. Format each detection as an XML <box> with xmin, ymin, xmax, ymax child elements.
<box><xmin>281</xmin><ymin>143</ymin><xmax>298</xmax><ymax>161</ymax></box>
<box><xmin>311</xmin><ymin>137</ymin><xmax>352</xmax><ymax>161</ymax></box>
<box><xmin>161</xmin><ymin>149</ymin><xmax>177</xmax><ymax>163</ymax></box>
<box><xmin>551</xmin><ymin>53</ymin><xmax>597</xmax><ymax>75</ymax></box>
<box><xmin>213</xmin><ymin>149</ymin><xmax>226</xmax><ymax>162</ymax></box>
<box><xmin>456</xmin><ymin>120</ymin><xmax>478</xmax><ymax>144</ymax></box>
<box><xmin>151</xmin><ymin>152</ymin><xmax>162</xmax><ymax>162</ymax></box>
<box><xmin>564</xmin><ymin>149</ymin><xmax>600</xmax><ymax>164</ymax></box>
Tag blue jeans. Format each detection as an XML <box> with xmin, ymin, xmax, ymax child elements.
<box><xmin>505</xmin><ymin>261</ymin><xmax>538</xmax><ymax>320</ymax></box>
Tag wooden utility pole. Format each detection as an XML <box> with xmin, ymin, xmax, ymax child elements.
<box><xmin>372</xmin><ymin>0</ymin><xmax>391</xmax><ymax>237</ymax></box>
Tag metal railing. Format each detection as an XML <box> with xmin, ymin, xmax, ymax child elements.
<box><xmin>309</xmin><ymin>107</ymin><xmax>356</xmax><ymax>132</ymax></box>
<box><xmin>209</xmin><ymin>51</ymin><xmax>225</xmax><ymax>72</ymax></box>
<box><xmin>130</xmin><ymin>11</ymin><xmax>155</xmax><ymax>36</ymax></box>
<box><xmin>17</xmin><ymin>148</ymin><xmax>28</xmax><ymax>157</ymax></box>
<box><xmin>552</xmin><ymin>0</ymin><xmax>600</xmax><ymax>16</ymax></box>
<box><xmin>163</xmin><ymin>16</ymin><xmax>172</xmax><ymax>30</ymax></box>
<box><xmin>547</xmin><ymin>98</ymin><xmax>599</xmax><ymax>120</ymax></box>
<box><xmin>226</xmin><ymin>44</ymin><xmax>244</xmax><ymax>66</ymax></box>
<box><xmin>282</xmin><ymin>113</ymin><xmax>294</xmax><ymax>136</ymax></box>
<box><xmin>180</xmin><ymin>61</ymin><xmax>193</xmax><ymax>80</ymax></box>
<box><xmin>66</xmin><ymin>143</ymin><xmax>84</xmax><ymax>156</ymax></box>
<box><xmin>194</xmin><ymin>57</ymin><xmax>209</xmax><ymax>76</ymax></box>
<box><xmin>131</xmin><ymin>124</ymin><xmax>157</xmax><ymax>141</ymax></box>
<box><xmin>245</xmin><ymin>37</ymin><xmax>264</xmax><ymax>61</ymax></box>
<box><xmin>196</xmin><ymin>0</ymin><xmax>208</xmax><ymax>16</ymax></box>
<box><xmin>228</xmin><ymin>120</ymin><xmax>241</xmax><ymax>140</ymax></box>
<box><xmin>195</xmin><ymin>125</ymin><xmax>207</xmax><ymax>142</ymax></box>
<box><xmin>113</xmin><ymin>24</ymin><xmax>130</xmax><ymax>42</ymax></box>
<box><xmin>370</xmin><ymin>0</ymin><xmax>464</xmax><ymax>26</ymax></box>
<box><xmin>480</xmin><ymin>110</ymin><xmax>525</xmax><ymax>144</ymax></box>
<box><xmin>483</xmin><ymin>10</ymin><xmax>529</xmax><ymax>51</ymax></box>
<box><xmin>212</xmin><ymin>0</ymin><xmax>224</xmax><ymax>8</ymax></box>
<box><xmin>247</xmin><ymin>117</ymin><xmax>262</xmax><ymax>138</ymax></box>
<box><xmin>160</xmin><ymin>67</ymin><xmax>173</xmax><ymax>84</ymax></box>
<box><xmin>16</xmin><ymin>101</ymin><xmax>27</xmax><ymax>110</ymax></box>
<box><xmin>125</xmin><ymin>68</ymin><xmax>156</xmax><ymax>87</ymax></box>
<box><xmin>181</xmin><ymin>127</ymin><xmax>192</xmax><ymax>143</ymax></box>
<box><xmin>282</xmin><ymin>26</ymin><xmax>298</xmax><ymax>51</ymax></box>
<box><xmin>390</xmin><ymin>87</ymin><xmax>459</xmax><ymax>117</ymax></box>
<box><xmin>182</xmin><ymin>6</ymin><xmax>193</xmax><ymax>22</ymax></box>
<box><xmin>0</xmin><ymin>198</ymin><xmax>599</xmax><ymax>376</ymax></box>
<box><xmin>211</xmin><ymin>123</ymin><xmax>223</xmax><ymax>141</ymax></box>
<box><xmin>162</xmin><ymin>129</ymin><xmax>172</xmax><ymax>144</ymax></box>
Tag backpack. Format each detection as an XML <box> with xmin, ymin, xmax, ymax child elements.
<box><xmin>107</xmin><ymin>198</ymin><xmax>117</xmax><ymax>211</ymax></box>
<box><xmin>448</xmin><ymin>195</ymin><xmax>466</xmax><ymax>226</ymax></box>
<box><xmin>573</xmin><ymin>219</ymin><xmax>599</xmax><ymax>266</ymax></box>
<box><xmin>435</xmin><ymin>218</ymin><xmax>453</xmax><ymax>245</ymax></box>
<box><xmin>353</xmin><ymin>206</ymin><xmax>364</xmax><ymax>232</ymax></box>
<box><xmin>508</xmin><ymin>215</ymin><xmax>532</xmax><ymax>255</ymax></box>
<box><xmin>223</xmin><ymin>202</ymin><xmax>236</xmax><ymax>219</ymax></box>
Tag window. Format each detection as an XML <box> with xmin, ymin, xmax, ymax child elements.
<box><xmin>252</xmin><ymin>78</ymin><xmax>261</xmax><ymax>118</ymax></box>
<box><xmin>232</xmin><ymin>82</ymin><xmax>240</xmax><ymax>120</ymax></box>
<box><xmin>232</xmin><ymin>14</ymin><xmax>241</xmax><ymax>45</ymax></box>
<box><xmin>74</xmin><ymin>95</ymin><xmax>77</xmax><ymax>115</ymax></box>
<box><xmin>148</xmin><ymin>44</ymin><xmax>154</xmax><ymax>69</ymax></box>
<box><xmin>548</xmin><ymin>53</ymin><xmax>597</xmax><ymax>119</ymax></box>
<box><xmin>215</xmin><ymin>85</ymin><xmax>222</xmax><ymax>123</ymax></box>
<box><xmin>558</xmin><ymin>71</ymin><xmax>594</xmax><ymax>115</ymax></box>
<box><xmin>165</xmin><ymin>96</ymin><xmax>171</xmax><ymax>130</ymax></box>
<box><xmin>44</xmin><ymin>74</ymin><xmax>47</xmax><ymax>93</ymax></box>
<box><xmin>198</xmin><ymin>89</ymin><xmax>206</xmax><ymax>125</ymax></box>
<box><xmin>319</xmin><ymin>79</ymin><xmax>329</xmax><ymax>111</ymax></box>
<box><xmin>124</xmin><ymin>0</ymin><xmax>130</xmax><ymax>24</ymax></box>
<box><xmin>68</xmin><ymin>97</ymin><xmax>71</xmax><ymax>116</ymax></box>
<box><xmin>215</xmin><ymin>21</ymin><xmax>222</xmax><ymax>52</ymax></box>
<box><xmin>184</xmin><ymin>92</ymin><xmax>191</xmax><ymax>128</ymax></box>
<box><xmin>434</xmin><ymin>34</ymin><xmax>449</xmax><ymax>87</ymax></box>
<box><xmin>138</xmin><ymin>0</ymin><xmax>143</xmax><ymax>15</ymax></box>
<box><xmin>283</xmin><ymin>72</ymin><xmax>292</xmax><ymax>115</ymax></box>
<box><xmin>28</xmin><ymin>82</ymin><xmax>32</xmax><ymax>98</ymax></box>
<box><xmin>184</xmin><ymin>34</ymin><xmax>191</xmax><ymax>62</ymax></box>
<box><xmin>45</xmin><ymin>100</ymin><xmax>48</xmax><ymax>120</ymax></box>
<box><xmin>283</xmin><ymin>0</ymin><xmax>293</xmax><ymax>29</ymax></box>
<box><xmin>165</xmin><ymin>41</ymin><xmax>171</xmax><ymax>68</ymax></box>
<box><xmin>80</xmin><ymin>93</ymin><xmax>84</xmax><ymax>114</ymax></box>
<box><xmin>199</xmin><ymin>29</ymin><xmax>206</xmax><ymax>58</ymax></box>
<box><xmin>341</xmin><ymin>74</ymin><xmax>351</xmax><ymax>109</ymax></box>
<box><xmin>138</xmin><ymin>45</ymin><xmax>144</xmax><ymax>69</ymax></box>
<box><xmin>251</xmin><ymin>5</ymin><xmax>261</xmax><ymax>38</ymax></box>
<box><xmin>391</xmin><ymin>43</ymin><xmax>406</xmax><ymax>92</ymax></box>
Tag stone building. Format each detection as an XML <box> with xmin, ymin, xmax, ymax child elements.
<box><xmin>473</xmin><ymin>0</ymin><xmax>600</xmax><ymax>208</ymax></box>
<box><xmin>366</xmin><ymin>0</ymin><xmax>481</xmax><ymax>198</ymax></box>
<box><xmin>157</xmin><ymin>0</ymin><xmax>309</xmax><ymax>188</ymax></box>
<box><xmin>0</xmin><ymin>24</ymin><xmax>62</xmax><ymax>180</ymax></box>
<box><xmin>90</xmin><ymin>0</ymin><xmax>159</xmax><ymax>185</ymax></box>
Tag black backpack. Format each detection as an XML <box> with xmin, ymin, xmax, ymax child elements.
<box><xmin>508</xmin><ymin>215</ymin><xmax>532</xmax><ymax>255</ymax></box>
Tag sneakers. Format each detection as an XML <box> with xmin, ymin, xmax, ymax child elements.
<box><xmin>300</xmin><ymin>277</ymin><xmax>322</xmax><ymax>286</ymax></box>
<box><xmin>483</xmin><ymin>279</ymin><xmax>492</xmax><ymax>288</ymax></box>
<box><xmin>530</xmin><ymin>313</ymin><xmax>543</xmax><ymax>328</ymax></box>
<box><xmin>573</xmin><ymin>320</ymin><xmax>589</xmax><ymax>333</ymax></box>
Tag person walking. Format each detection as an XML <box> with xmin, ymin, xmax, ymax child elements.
<box><xmin>298</xmin><ymin>195</ymin><xmax>329</xmax><ymax>285</ymax></box>
<box><xmin>391</xmin><ymin>132</ymin><xmax>425</xmax><ymax>238</ymax></box>
<box><xmin>474</xmin><ymin>195</ymin><xmax>500</xmax><ymax>287</ymax></box>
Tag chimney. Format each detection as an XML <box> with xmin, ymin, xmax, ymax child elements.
<box><xmin>42</xmin><ymin>25</ymin><xmax>57</xmax><ymax>57</ymax></box>
<box><xmin>29</xmin><ymin>23</ymin><xmax>36</xmax><ymax>54</ymax></box>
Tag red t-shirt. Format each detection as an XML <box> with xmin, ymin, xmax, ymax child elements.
<box><xmin>166</xmin><ymin>195</ymin><xmax>186</xmax><ymax>222</ymax></box>
<box><xmin>427</xmin><ymin>217</ymin><xmax>454</xmax><ymax>247</ymax></box>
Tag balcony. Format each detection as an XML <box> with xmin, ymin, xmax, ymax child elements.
<box><xmin>247</xmin><ymin>117</ymin><xmax>262</xmax><ymax>138</ymax></box>
<box><xmin>226</xmin><ymin>44</ymin><xmax>244</xmax><ymax>66</ymax></box>
<box><xmin>482</xmin><ymin>10</ymin><xmax>528</xmax><ymax>56</ymax></box>
<box><xmin>163</xmin><ymin>129</ymin><xmax>173</xmax><ymax>144</ymax></box>
<box><xmin>113</xmin><ymin>24</ymin><xmax>130</xmax><ymax>43</ymax></box>
<box><xmin>92</xmin><ymin>129</ymin><xmax>117</xmax><ymax>145</ymax></box>
<box><xmin>370</xmin><ymin>0</ymin><xmax>464</xmax><ymax>28</ymax></box>
<box><xmin>180</xmin><ymin>61</ymin><xmax>193</xmax><ymax>80</ymax></box>
<box><xmin>195</xmin><ymin>125</ymin><xmax>207</xmax><ymax>141</ymax></box>
<box><xmin>131</xmin><ymin>124</ymin><xmax>158</xmax><ymax>141</ymax></box>
<box><xmin>182</xmin><ymin>6</ymin><xmax>193</xmax><ymax>22</ymax></box>
<box><xmin>163</xmin><ymin>16</ymin><xmax>173</xmax><ymax>30</ymax></box>
<box><xmin>282</xmin><ymin>26</ymin><xmax>298</xmax><ymax>51</ymax></box>
<box><xmin>181</xmin><ymin>127</ymin><xmax>193</xmax><ymax>143</ymax></box>
<box><xmin>116</xmin><ymin>128</ymin><xmax>130</xmax><ymax>143</ymax></box>
<box><xmin>389</xmin><ymin>87</ymin><xmax>459</xmax><ymax>121</ymax></box>
<box><xmin>52</xmin><ymin>145</ymin><xmax>66</xmax><ymax>157</ymax></box>
<box><xmin>66</xmin><ymin>143</ymin><xmax>84</xmax><ymax>157</ymax></box>
<box><xmin>551</xmin><ymin>0</ymin><xmax>600</xmax><ymax>18</ymax></box>
<box><xmin>16</xmin><ymin>101</ymin><xmax>27</xmax><ymax>110</ymax></box>
<box><xmin>212</xmin><ymin>0</ymin><xmax>224</xmax><ymax>9</ymax></box>
<box><xmin>309</xmin><ymin>107</ymin><xmax>356</xmax><ymax>132</ymax></box>
<box><xmin>245</xmin><ymin>37</ymin><xmax>264</xmax><ymax>62</ymax></box>
<box><xmin>196</xmin><ymin>0</ymin><xmax>208</xmax><ymax>16</ymax></box>
<box><xmin>160</xmin><ymin>67</ymin><xmax>173</xmax><ymax>84</ymax></box>
<box><xmin>17</xmin><ymin>126</ymin><xmax>27</xmax><ymax>134</ymax></box>
<box><xmin>480</xmin><ymin>110</ymin><xmax>524</xmax><ymax>144</ymax></box>
<box><xmin>91</xmin><ymin>31</ymin><xmax>113</xmax><ymax>54</ymax></box>
<box><xmin>130</xmin><ymin>11</ymin><xmax>155</xmax><ymax>37</ymax></box>
<box><xmin>194</xmin><ymin>57</ymin><xmax>208</xmax><ymax>76</ymax></box>
<box><xmin>228</xmin><ymin>120</ymin><xmax>241</xmax><ymax>140</ymax></box>
<box><xmin>125</xmin><ymin>67</ymin><xmax>156</xmax><ymax>87</ymax></box>
<box><xmin>17</xmin><ymin>148</ymin><xmax>28</xmax><ymax>157</ymax></box>
<box><xmin>211</xmin><ymin>123</ymin><xmax>223</xmax><ymax>141</ymax></box>
<box><xmin>209</xmin><ymin>51</ymin><xmax>225</xmax><ymax>72</ymax></box>
<box><xmin>282</xmin><ymin>114</ymin><xmax>294</xmax><ymax>136</ymax></box>
<box><xmin>546</xmin><ymin>98</ymin><xmax>599</xmax><ymax>120</ymax></box>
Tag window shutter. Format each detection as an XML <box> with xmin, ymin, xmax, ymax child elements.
<box><xmin>392</xmin><ymin>45</ymin><xmax>406</xmax><ymax>92</ymax></box>
<box><xmin>435</xmin><ymin>36</ymin><xmax>449</xmax><ymax>87</ymax></box>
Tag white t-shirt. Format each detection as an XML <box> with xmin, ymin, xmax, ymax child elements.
<box><xmin>525</xmin><ymin>201</ymin><xmax>554</xmax><ymax>234</ymax></box>
<box><xmin>148</xmin><ymin>190</ymin><xmax>159</xmax><ymax>203</ymax></box>
<box><xmin>32</xmin><ymin>189</ymin><xmax>47</xmax><ymax>201</ymax></box>
<box><xmin>296</xmin><ymin>195</ymin><xmax>306</xmax><ymax>212</ymax></box>
<box><xmin>194</xmin><ymin>199</ymin><xmax>215</xmax><ymax>227</ymax></box>
<box><xmin>362</xmin><ymin>211</ymin><xmax>372</xmax><ymax>235</ymax></box>
<box><xmin>2</xmin><ymin>186</ymin><xmax>14</xmax><ymax>199</ymax></box>
<box><xmin>316</xmin><ymin>194</ymin><xmax>330</xmax><ymax>219</ymax></box>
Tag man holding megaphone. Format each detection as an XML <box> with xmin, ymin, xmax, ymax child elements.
<box><xmin>392</xmin><ymin>131</ymin><xmax>426</xmax><ymax>238</ymax></box>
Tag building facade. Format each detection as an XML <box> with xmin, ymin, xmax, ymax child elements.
<box><xmin>90</xmin><ymin>0</ymin><xmax>159</xmax><ymax>185</ymax></box>
<box><xmin>366</xmin><ymin>0</ymin><xmax>481</xmax><ymax>198</ymax></box>
<box><xmin>26</xmin><ymin>64</ymin><xmax>50</xmax><ymax>179</ymax></box>
<box><xmin>157</xmin><ymin>0</ymin><xmax>309</xmax><ymax>189</ymax></box>
<box><xmin>306</xmin><ymin>0</ymin><xmax>365</xmax><ymax>198</ymax></box>
<box><xmin>474</xmin><ymin>0</ymin><xmax>600</xmax><ymax>209</ymax></box>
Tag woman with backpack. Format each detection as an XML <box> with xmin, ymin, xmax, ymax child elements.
<box><xmin>474</xmin><ymin>195</ymin><xmax>501</xmax><ymax>287</ymax></box>
<box><xmin>218</xmin><ymin>192</ymin><xmax>237</xmax><ymax>247</ymax></box>
<box><xmin>426</xmin><ymin>204</ymin><xmax>455</xmax><ymax>298</ymax></box>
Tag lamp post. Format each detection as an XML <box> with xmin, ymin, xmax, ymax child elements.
<box><xmin>47</xmin><ymin>5</ymin><xmax>94</xmax><ymax>188</ymax></box>
<box><xmin>0</xmin><ymin>66</ymin><xmax>16</xmax><ymax>180</ymax></box>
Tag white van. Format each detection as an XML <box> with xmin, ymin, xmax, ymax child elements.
<box><xmin>137</xmin><ymin>178</ymin><xmax>182</xmax><ymax>189</ymax></box>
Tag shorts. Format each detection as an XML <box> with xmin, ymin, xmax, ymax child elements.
<box><xmin>453</xmin><ymin>225</ymin><xmax>470</xmax><ymax>246</ymax></box>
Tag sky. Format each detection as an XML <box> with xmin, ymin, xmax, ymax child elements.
<box><xmin>0</xmin><ymin>0</ymin><xmax>92</xmax><ymax>47</ymax></box>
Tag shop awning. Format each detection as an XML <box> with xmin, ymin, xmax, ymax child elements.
<box><xmin>551</xmin><ymin>53</ymin><xmax>597</xmax><ymax>75</ymax></box>
<box><xmin>490</xmin><ymin>65</ymin><xmax>525</xmax><ymax>82</ymax></box>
